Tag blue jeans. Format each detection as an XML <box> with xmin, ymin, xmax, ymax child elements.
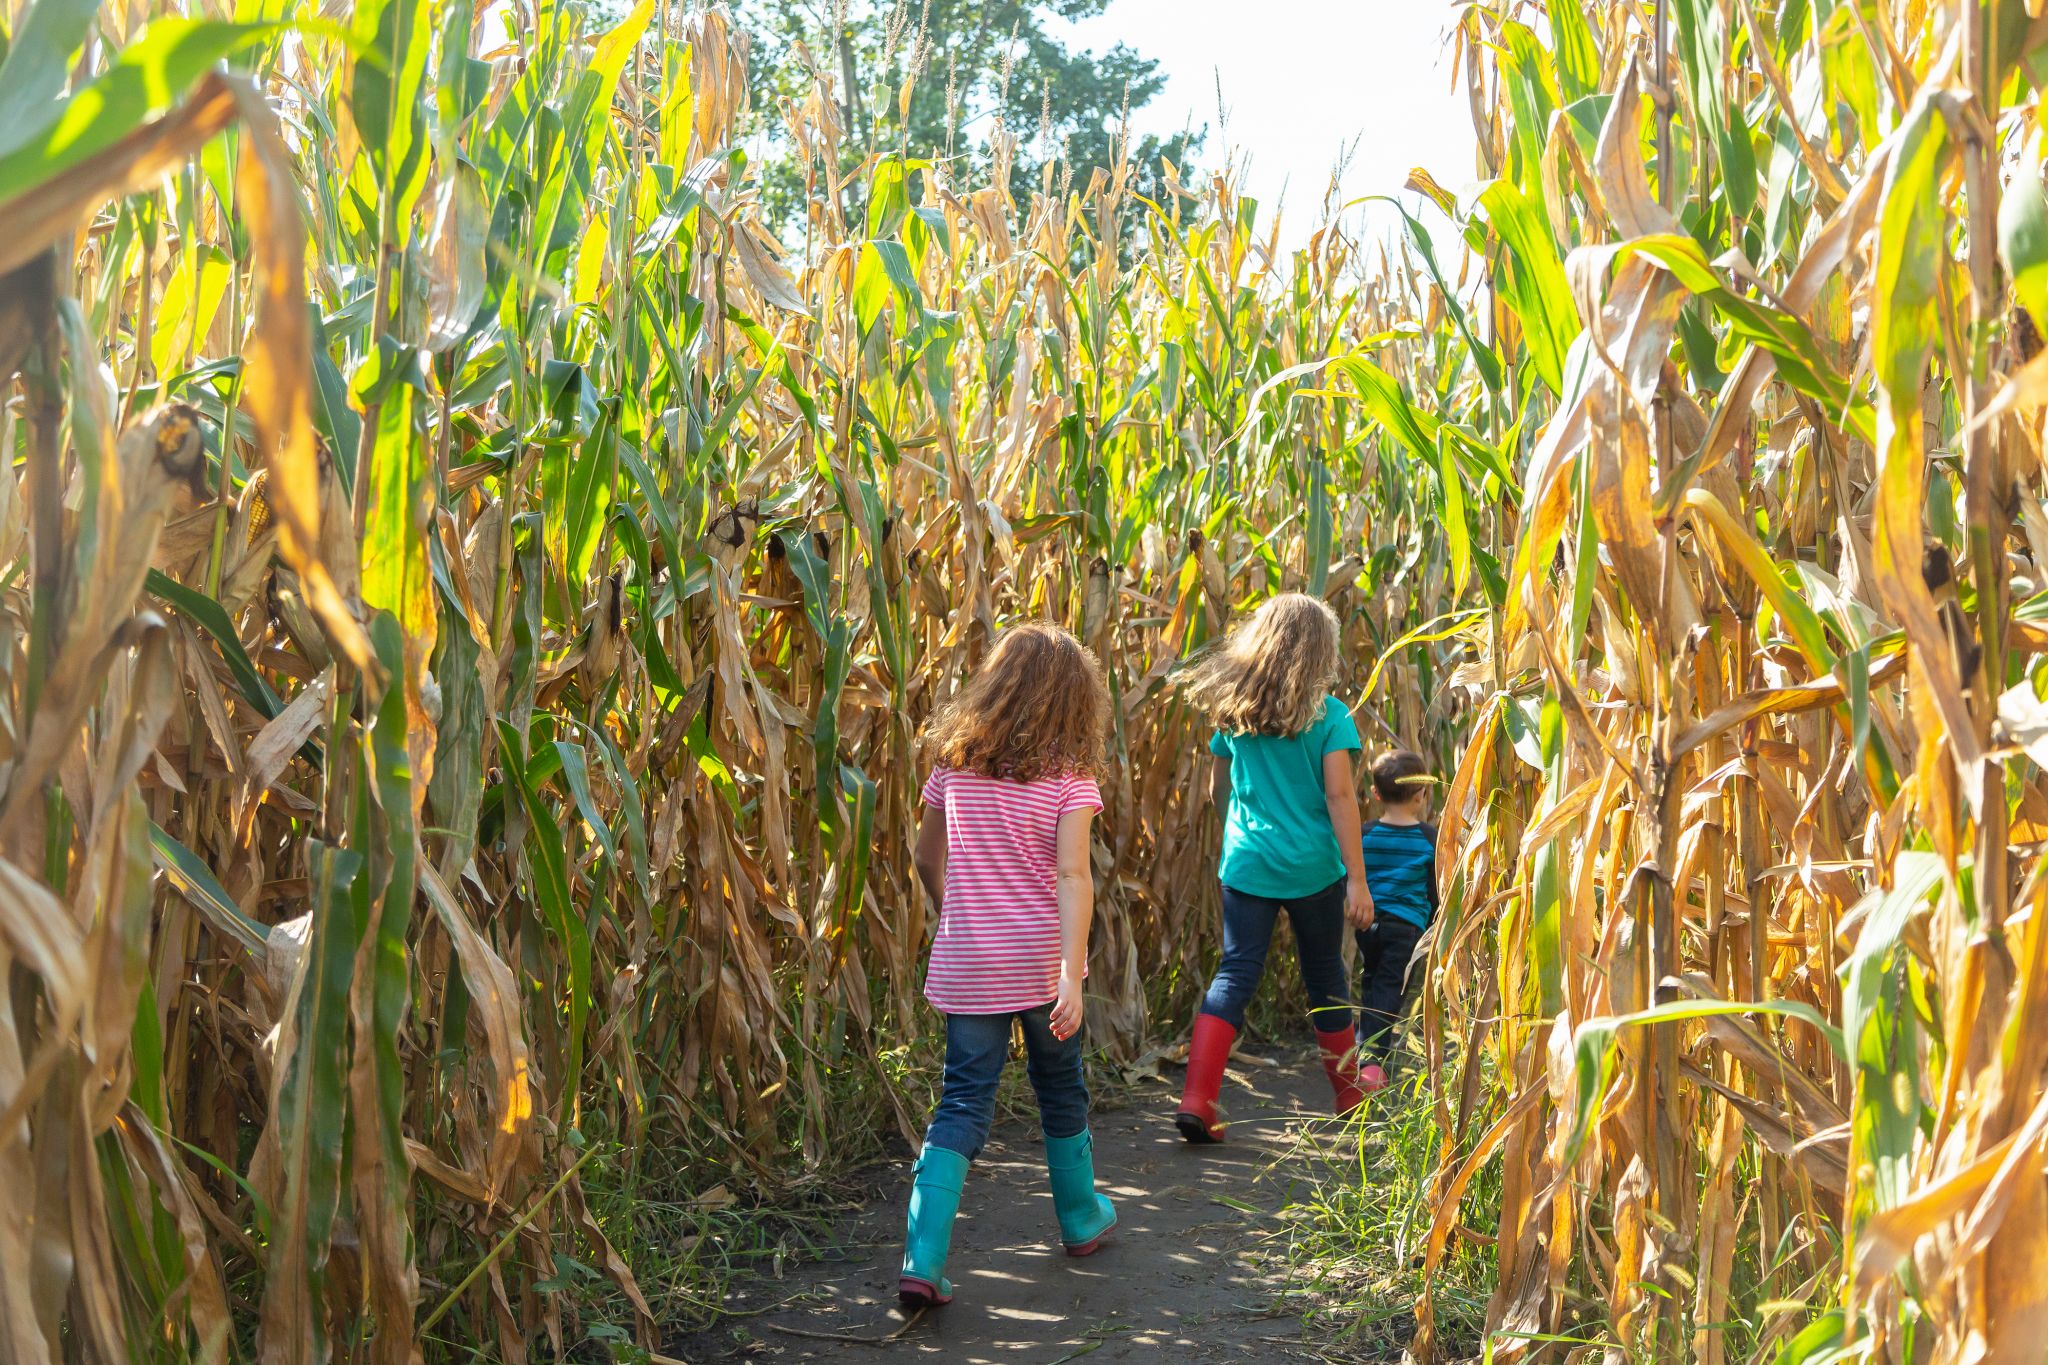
<box><xmin>1198</xmin><ymin>877</ymin><xmax>1352</xmax><ymax>1034</ymax></box>
<box><xmin>925</xmin><ymin>1004</ymin><xmax>1090</xmax><ymax>1159</ymax></box>
<box><xmin>1355</xmin><ymin>916</ymin><xmax>1425</xmax><ymax>1065</ymax></box>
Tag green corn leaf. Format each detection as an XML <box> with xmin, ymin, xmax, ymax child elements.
<box><xmin>827</xmin><ymin>762</ymin><xmax>877</xmax><ymax>948</ymax></box>
<box><xmin>1370</xmin><ymin>195</ymin><xmax>1504</xmax><ymax>396</ymax></box>
<box><xmin>1477</xmin><ymin>179</ymin><xmax>1577</xmax><ymax>396</ymax></box>
<box><xmin>259</xmin><ymin>841</ymin><xmax>365</xmax><ymax>1348</ymax></box>
<box><xmin>1682</xmin><ymin>489</ymin><xmax>1838</xmax><ymax>674</ymax></box>
<box><xmin>656</xmin><ymin>35</ymin><xmax>693</xmax><ymax>170</ymax></box>
<box><xmin>563</xmin><ymin>407</ymin><xmax>618</xmax><ymax>584</ymax></box>
<box><xmin>1621</xmin><ymin>234</ymin><xmax>1876</xmax><ymax>447</ymax></box>
<box><xmin>1841</xmin><ymin>852</ymin><xmax>1944</xmax><ymax>1220</ymax></box>
<box><xmin>148</xmin><ymin>821</ymin><xmax>268</xmax><ymax>958</ymax></box>
<box><xmin>359</xmin><ymin>352</ymin><xmax>436</xmax><ymax>647</ymax></box>
<box><xmin>350</xmin><ymin>0</ymin><xmax>431</xmax><ymax>233</ymax></box>
<box><xmin>1528</xmin><ymin>697</ymin><xmax>1566</xmax><ymax>1018</ymax></box>
<box><xmin>1434</xmin><ymin>428</ymin><xmax>1471</xmax><ymax>595</ymax></box>
<box><xmin>1306</xmin><ymin>454</ymin><xmax>1333</xmax><ymax>594</ymax></box>
<box><xmin>1771</xmin><ymin>1311</ymin><xmax>1847</xmax><ymax>1365</ymax></box>
<box><xmin>355</xmin><ymin>613</ymin><xmax>418</xmax><ymax>1312</ymax></box>
<box><xmin>1567</xmin><ymin>997</ymin><xmax>1847</xmax><ymax>1165</ymax></box>
<box><xmin>1441</xmin><ymin>422</ymin><xmax>1523</xmax><ymax>505</ymax></box>
<box><xmin>866</xmin><ymin>153</ymin><xmax>915</xmax><ymax>239</ymax></box>
<box><xmin>1673</xmin><ymin>0</ymin><xmax>1759</xmax><ymax>222</ymax></box>
<box><xmin>129</xmin><ymin>974</ymin><xmax>167</xmax><ymax>1129</ymax></box>
<box><xmin>0</xmin><ymin>19</ymin><xmax>277</xmax><ymax>205</ymax></box>
<box><xmin>496</xmin><ymin>718</ymin><xmax>590</xmax><ymax>1112</ymax></box>
<box><xmin>592</xmin><ymin>730</ymin><xmax>653</xmax><ymax>915</ymax></box>
<box><xmin>1549</xmin><ymin>0</ymin><xmax>1601</xmax><ymax>101</ymax></box>
<box><xmin>552</xmin><ymin>740</ymin><xmax>620</xmax><ymax>874</ymax></box>
<box><xmin>529</xmin><ymin>0</ymin><xmax>650</xmax><ymax>270</ymax></box>
<box><xmin>1999</xmin><ymin>165</ymin><xmax>2048</xmax><ymax>328</ymax></box>
<box><xmin>146</xmin><ymin>569</ymin><xmax>283</xmax><ymax>718</ymax></box>
<box><xmin>1496</xmin><ymin>21</ymin><xmax>1559</xmax><ymax>204</ymax></box>
<box><xmin>0</xmin><ymin>0</ymin><xmax>104</xmax><ymax>161</ymax></box>
<box><xmin>426</xmin><ymin>570</ymin><xmax>488</xmax><ymax>869</ymax></box>
<box><xmin>1329</xmin><ymin>355</ymin><xmax>1441</xmax><ymax>459</ymax></box>
<box><xmin>1568</xmin><ymin>456</ymin><xmax>1598</xmax><ymax>656</ymax></box>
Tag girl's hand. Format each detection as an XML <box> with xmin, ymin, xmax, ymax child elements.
<box><xmin>1049</xmin><ymin>972</ymin><xmax>1085</xmax><ymax>1041</ymax></box>
<box><xmin>1345</xmin><ymin>877</ymin><xmax>1376</xmax><ymax>931</ymax></box>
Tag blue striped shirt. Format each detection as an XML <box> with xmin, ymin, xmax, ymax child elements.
<box><xmin>1360</xmin><ymin>820</ymin><xmax>1438</xmax><ymax>929</ymax></box>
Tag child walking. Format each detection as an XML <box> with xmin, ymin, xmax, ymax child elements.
<box><xmin>1174</xmin><ymin>594</ymin><xmax>1375</xmax><ymax>1144</ymax></box>
<box><xmin>897</xmin><ymin>623</ymin><xmax>1118</xmax><ymax>1310</ymax></box>
<box><xmin>1354</xmin><ymin>749</ymin><xmax>1437</xmax><ymax>1091</ymax></box>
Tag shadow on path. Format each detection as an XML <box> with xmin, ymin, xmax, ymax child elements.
<box><xmin>674</xmin><ymin>1049</ymin><xmax>1348</xmax><ymax>1364</ymax></box>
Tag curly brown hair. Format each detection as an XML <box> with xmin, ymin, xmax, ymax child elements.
<box><xmin>1184</xmin><ymin>593</ymin><xmax>1341</xmax><ymax>737</ymax></box>
<box><xmin>923</xmin><ymin>622</ymin><xmax>1110</xmax><ymax>782</ymax></box>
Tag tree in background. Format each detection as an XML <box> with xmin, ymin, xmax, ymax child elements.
<box><xmin>730</xmin><ymin>0</ymin><xmax>1202</xmax><ymax>231</ymax></box>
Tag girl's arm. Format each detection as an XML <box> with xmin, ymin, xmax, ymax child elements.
<box><xmin>914</xmin><ymin>806</ymin><xmax>947</xmax><ymax>913</ymax></box>
<box><xmin>1049</xmin><ymin>807</ymin><xmax>1096</xmax><ymax>1040</ymax></box>
<box><xmin>1322</xmin><ymin>750</ymin><xmax>1375</xmax><ymax>929</ymax></box>
<box><xmin>1210</xmin><ymin>753</ymin><xmax>1232</xmax><ymax>814</ymax></box>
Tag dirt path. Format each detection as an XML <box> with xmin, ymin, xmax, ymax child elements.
<box><xmin>677</xmin><ymin>1047</ymin><xmax>1348</xmax><ymax>1364</ymax></box>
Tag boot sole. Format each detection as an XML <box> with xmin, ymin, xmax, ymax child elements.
<box><xmin>1063</xmin><ymin>1216</ymin><xmax>1117</xmax><ymax>1257</ymax></box>
<box><xmin>896</xmin><ymin>1276</ymin><xmax>951</xmax><ymax>1311</ymax></box>
<box><xmin>1174</xmin><ymin>1111</ymin><xmax>1223</xmax><ymax>1145</ymax></box>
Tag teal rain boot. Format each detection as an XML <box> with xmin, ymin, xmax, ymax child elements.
<box><xmin>1043</xmin><ymin>1129</ymin><xmax>1117</xmax><ymax>1256</ymax></box>
<box><xmin>897</xmin><ymin>1144</ymin><xmax>969</xmax><ymax>1309</ymax></box>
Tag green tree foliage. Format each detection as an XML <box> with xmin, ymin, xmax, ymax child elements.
<box><xmin>731</xmin><ymin>0</ymin><xmax>1202</xmax><ymax>227</ymax></box>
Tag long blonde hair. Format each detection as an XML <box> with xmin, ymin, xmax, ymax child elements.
<box><xmin>1185</xmin><ymin>593</ymin><xmax>1341</xmax><ymax>737</ymax></box>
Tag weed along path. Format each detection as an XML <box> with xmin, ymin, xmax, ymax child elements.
<box><xmin>679</xmin><ymin>1050</ymin><xmax>1343</xmax><ymax>1363</ymax></box>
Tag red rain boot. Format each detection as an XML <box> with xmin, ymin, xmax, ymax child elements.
<box><xmin>1174</xmin><ymin>1013</ymin><xmax>1236</xmax><ymax>1144</ymax></box>
<box><xmin>1315</xmin><ymin>1027</ymin><xmax>1366</xmax><ymax>1116</ymax></box>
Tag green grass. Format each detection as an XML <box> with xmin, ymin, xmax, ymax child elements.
<box><xmin>1270</xmin><ymin>1024</ymin><xmax>1846</xmax><ymax>1364</ymax></box>
<box><xmin>1271</xmin><ymin>1032</ymin><xmax>1497</xmax><ymax>1362</ymax></box>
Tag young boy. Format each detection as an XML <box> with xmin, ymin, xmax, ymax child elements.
<box><xmin>1354</xmin><ymin>749</ymin><xmax>1437</xmax><ymax>1090</ymax></box>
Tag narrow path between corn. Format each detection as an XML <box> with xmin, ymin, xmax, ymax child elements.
<box><xmin>677</xmin><ymin>1049</ymin><xmax>1341</xmax><ymax>1364</ymax></box>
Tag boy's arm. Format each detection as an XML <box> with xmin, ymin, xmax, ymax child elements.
<box><xmin>1322</xmin><ymin>750</ymin><xmax>1374</xmax><ymax>928</ymax></box>
<box><xmin>1210</xmin><ymin>753</ymin><xmax>1232</xmax><ymax>814</ymax></box>
<box><xmin>914</xmin><ymin>806</ymin><xmax>947</xmax><ymax>912</ymax></box>
<box><xmin>1424</xmin><ymin>822</ymin><xmax>1440</xmax><ymax>915</ymax></box>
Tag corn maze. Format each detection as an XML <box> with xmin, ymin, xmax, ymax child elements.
<box><xmin>0</xmin><ymin>0</ymin><xmax>2043</xmax><ymax>1361</ymax></box>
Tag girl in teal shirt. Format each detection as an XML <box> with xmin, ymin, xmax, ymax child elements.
<box><xmin>1173</xmin><ymin>594</ymin><xmax>1376</xmax><ymax>1142</ymax></box>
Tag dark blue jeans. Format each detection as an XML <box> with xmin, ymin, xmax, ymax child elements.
<box><xmin>1198</xmin><ymin>877</ymin><xmax>1353</xmax><ymax>1034</ymax></box>
<box><xmin>1354</xmin><ymin>915</ymin><xmax>1425</xmax><ymax>1065</ymax></box>
<box><xmin>925</xmin><ymin>1004</ymin><xmax>1089</xmax><ymax>1159</ymax></box>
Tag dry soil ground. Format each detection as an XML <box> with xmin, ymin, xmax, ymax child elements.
<box><xmin>671</xmin><ymin>1049</ymin><xmax>1358</xmax><ymax>1364</ymax></box>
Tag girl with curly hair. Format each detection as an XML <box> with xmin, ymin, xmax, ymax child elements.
<box><xmin>1173</xmin><ymin>593</ymin><xmax>1376</xmax><ymax>1143</ymax></box>
<box><xmin>895</xmin><ymin>622</ymin><xmax>1118</xmax><ymax>1310</ymax></box>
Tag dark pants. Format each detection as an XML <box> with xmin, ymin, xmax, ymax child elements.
<box><xmin>925</xmin><ymin>1004</ymin><xmax>1089</xmax><ymax>1159</ymax></box>
<box><xmin>1198</xmin><ymin>878</ymin><xmax>1352</xmax><ymax>1035</ymax></box>
<box><xmin>1354</xmin><ymin>916</ymin><xmax>1425</xmax><ymax>1065</ymax></box>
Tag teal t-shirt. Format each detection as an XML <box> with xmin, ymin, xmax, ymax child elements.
<box><xmin>1210</xmin><ymin>694</ymin><xmax>1362</xmax><ymax>899</ymax></box>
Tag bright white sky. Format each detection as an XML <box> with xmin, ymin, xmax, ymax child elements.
<box><xmin>1056</xmin><ymin>0</ymin><xmax>1476</xmax><ymax>255</ymax></box>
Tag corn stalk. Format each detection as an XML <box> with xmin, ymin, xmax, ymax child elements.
<box><xmin>1413</xmin><ymin>1</ymin><xmax>2048</xmax><ymax>1360</ymax></box>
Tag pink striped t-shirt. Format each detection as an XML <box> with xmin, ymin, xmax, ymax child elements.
<box><xmin>919</xmin><ymin>766</ymin><xmax>1102</xmax><ymax>1014</ymax></box>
